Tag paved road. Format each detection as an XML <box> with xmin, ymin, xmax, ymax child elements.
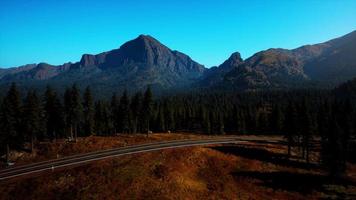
<box><xmin>0</xmin><ymin>137</ymin><xmax>250</xmax><ymax>181</ymax></box>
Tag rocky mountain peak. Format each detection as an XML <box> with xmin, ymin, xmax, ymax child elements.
<box><xmin>116</xmin><ymin>34</ymin><xmax>171</xmax><ymax>65</ymax></box>
<box><xmin>218</xmin><ymin>52</ymin><xmax>244</xmax><ymax>71</ymax></box>
<box><xmin>227</xmin><ymin>52</ymin><xmax>243</xmax><ymax>62</ymax></box>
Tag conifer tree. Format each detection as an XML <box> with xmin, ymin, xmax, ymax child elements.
<box><xmin>163</xmin><ymin>100</ymin><xmax>175</xmax><ymax>132</ymax></box>
<box><xmin>218</xmin><ymin>112</ymin><xmax>225</xmax><ymax>135</ymax></box>
<box><xmin>130</xmin><ymin>92</ymin><xmax>142</xmax><ymax>133</ymax></box>
<box><xmin>111</xmin><ymin>94</ymin><xmax>120</xmax><ymax>134</ymax></box>
<box><xmin>318</xmin><ymin>101</ymin><xmax>330</xmax><ymax>164</ymax></box>
<box><xmin>284</xmin><ymin>102</ymin><xmax>298</xmax><ymax>157</ymax></box>
<box><xmin>94</xmin><ymin>101</ymin><xmax>104</xmax><ymax>135</ymax></box>
<box><xmin>0</xmin><ymin>83</ymin><xmax>22</xmax><ymax>162</ymax></box>
<box><xmin>118</xmin><ymin>90</ymin><xmax>130</xmax><ymax>133</ymax></box>
<box><xmin>64</xmin><ymin>87</ymin><xmax>73</xmax><ymax>139</ymax></box>
<box><xmin>257</xmin><ymin>112</ymin><xmax>269</xmax><ymax>133</ymax></box>
<box><xmin>64</xmin><ymin>85</ymin><xmax>83</xmax><ymax>141</ymax></box>
<box><xmin>208</xmin><ymin>110</ymin><xmax>215</xmax><ymax>134</ymax></box>
<box><xmin>271</xmin><ymin>104</ymin><xmax>283</xmax><ymax>134</ymax></box>
<box><xmin>156</xmin><ymin>105</ymin><xmax>165</xmax><ymax>132</ymax></box>
<box><xmin>94</xmin><ymin>101</ymin><xmax>113</xmax><ymax>136</ymax></box>
<box><xmin>237</xmin><ymin>111</ymin><xmax>246</xmax><ymax>134</ymax></box>
<box><xmin>202</xmin><ymin>107</ymin><xmax>211</xmax><ymax>134</ymax></box>
<box><xmin>44</xmin><ymin>86</ymin><xmax>64</xmax><ymax>141</ymax></box>
<box><xmin>83</xmin><ymin>86</ymin><xmax>95</xmax><ymax>136</ymax></box>
<box><xmin>71</xmin><ymin>85</ymin><xmax>83</xmax><ymax>140</ymax></box>
<box><xmin>300</xmin><ymin>100</ymin><xmax>315</xmax><ymax>163</ymax></box>
<box><xmin>324</xmin><ymin>117</ymin><xmax>345</xmax><ymax>176</ymax></box>
<box><xmin>142</xmin><ymin>87</ymin><xmax>153</xmax><ymax>135</ymax></box>
<box><xmin>23</xmin><ymin>90</ymin><xmax>43</xmax><ymax>152</ymax></box>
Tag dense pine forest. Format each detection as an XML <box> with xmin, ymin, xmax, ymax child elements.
<box><xmin>1</xmin><ymin>79</ymin><xmax>356</xmax><ymax>177</ymax></box>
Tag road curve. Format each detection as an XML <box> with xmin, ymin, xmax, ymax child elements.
<box><xmin>0</xmin><ymin>137</ymin><xmax>243</xmax><ymax>181</ymax></box>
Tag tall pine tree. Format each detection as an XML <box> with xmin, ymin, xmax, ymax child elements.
<box><xmin>0</xmin><ymin>83</ymin><xmax>22</xmax><ymax>162</ymax></box>
<box><xmin>284</xmin><ymin>102</ymin><xmax>298</xmax><ymax>157</ymax></box>
<box><xmin>83</xmin><ymin>87</ymin><xmax>95</xmax><ymax>136</ymax></box>
<box><xmin>64</xmin><ymin>85</ymin><xmax>83</xmax><ymax>141</ymax></box>
<box><xmin>142</xmin><ymin>87</ymin><xmax>153</xmax><ymax>135</ymax></box>
<box><xmin>118</xmin><ymin>90</ymin><xmax>130</xmax><ymax>133</ymax></box>
<box><xmin>111</xmin><ymin>94</ymin><xmax>120</xmax><ymax>134</ymax></box>
<box><xmin>44</xmin><ymin>86</ymin><xmax>64</xmax><ymax>141</ymax></box>
<box><xmin>23</xmin><ymin>90</ymin><xmax>43</xmax><ymax>152</ymax></box>
<box><xmin>130</xmin><ymin>92</ymin><xmax>142</xmax><ymax>134</ymax></box>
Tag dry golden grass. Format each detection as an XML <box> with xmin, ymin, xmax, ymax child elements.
<box><xmin>0</xmin><ymin>133</ymin><xmax>355</xmax><ymax>200</ymax></box>
<box><xmin>5</xmin><ymin>133</ymin><xmax>206</xmax><ymax>166</ymax></box>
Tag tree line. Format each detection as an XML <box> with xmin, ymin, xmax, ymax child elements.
<box><xmin>0</xmin><ymin>82</ymin><xmax>355</xmax><ymax>176</ymax></box>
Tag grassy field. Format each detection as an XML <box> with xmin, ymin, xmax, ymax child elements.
<box><xmin>0</xmin><ymin>133</ymin><xmax>355</xmax><ymax>199</ymax></box>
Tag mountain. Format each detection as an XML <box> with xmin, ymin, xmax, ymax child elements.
<box><xmin>197</xmin><ymin>52</ymin><xmax>244</xmax><ymax>88</ymax></box>
<box><xmin>1</xmin><ymin>31</ymin><xmax>356</xmax><ymax>96</ymax></box>
<box><xmin>0</xmin><ymin>35</ymin><xmax>206</xmax><ymax>97</ymax></box>
<box><xmin>199</xmin><ymin>30</ymin><xmax>356</xmax><ymax>90</ymax></box>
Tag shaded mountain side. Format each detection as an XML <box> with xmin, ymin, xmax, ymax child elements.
<box><xmin>303</xmin><ymin>31</ymin><xmax>356</xmax><ymax>86</ymax></box>
<box><xmin>0</xmin><ymin>35</ymin><xmax>206</xmax><ymax>96</ymax></box>
<box><xmin>198</xmin><ymin>30</ymin><xmax>356</xmax><ymax>90</ymax></box>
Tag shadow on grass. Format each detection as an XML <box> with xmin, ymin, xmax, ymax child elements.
<box><xmin>233</xmin><ymin>171</ymin><xmax>356</xmax><ymax>197</ymax></box>
<box><xmin>211</xmin><ymin>145</ymin><xmax>356</xmax><ymax>197</ymax></box>
<box><xmin>210</xmin><ymin>145</ymin><xmax>319</xmax><ymax>170</ymax></box>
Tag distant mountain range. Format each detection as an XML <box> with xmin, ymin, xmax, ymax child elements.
<box><xmin>1</xmin><ymin>31</ymin><xmax>356</xmax><ymax>96</ymax></box>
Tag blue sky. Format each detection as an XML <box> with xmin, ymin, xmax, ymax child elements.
<box><xmin>0</xmin><ymin>0</ymin><xmax>355</xmax><ymax>68</ymax></box>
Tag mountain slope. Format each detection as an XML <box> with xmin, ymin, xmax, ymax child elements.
<box><xmin>302</xmin><ymin>31</ymin><xmax>356</xmax><ymax>85</ymax></box>
<box><xmin>0</xmin><ymin>35</ymin><xmax>206</xmax><ymax>96</ymax></box>
<box><xmin>200</xmin><ymin>30</ymin><xmax>356</xmax><ymax>90</ymax></box>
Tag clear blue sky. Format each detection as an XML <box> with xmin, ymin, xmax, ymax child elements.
<box><xmin>0</xmin><ymin>0</ymin><xmax>355</xmax><ymax>68</ymax></box>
